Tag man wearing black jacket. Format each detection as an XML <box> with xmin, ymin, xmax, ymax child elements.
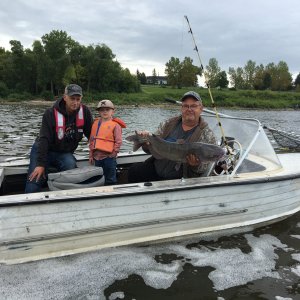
<box><xmin>25</xmin><ymin>84</ymin><xmax>93</xmax><ymax>193</ymax></box>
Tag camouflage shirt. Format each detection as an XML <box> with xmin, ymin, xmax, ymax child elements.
<box><xmin>154</xmin><ymin>115</ymin><xmax>217</xmax><ymax>179</ymax></box>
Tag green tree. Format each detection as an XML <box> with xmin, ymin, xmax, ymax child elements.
<box><xmin>8</xmin><ymin>40</ymin><xmax>36</xmax><ymax>93</ymax></box>
<box><xmin>41</xmin><ymin>30</ymin><xmax>75</xmax><ymax>94</ymax></box>
<box><xmin>140</xmin><ymin>72</ymin><xmax>147</xmax><ymax>84</ymax></box>
<box><xmin>152</xmin><ymin>68</ymin><xmax>158</xmax><ymax>84</ymax></box>
<box><xmin>80</xmin><ymin>45</ymin><xmax>97</xmax><ymax>92</ymax></box>
<box><xmin>32</xmin><ymin>40</ymin><xmax>50</xmax><ymax>94</ymax></box>
<box><xmin>204</xmin><ymin>58</ymin><xmax>221</xmax><ymax>88</ymax></box>
<box><xmin>0</xmin><ymin>47</ymin><xmax>6</xmax><ymax>83</ymax></box>
<box><xmin>69</xmin><ymin>42</ymin><xmax>86</xmax><ymax>84</ymax></box>
<box><xmin>62</xmin><ymin>65</ymin><xmax>77</xmax><ymax>86</ymax></box>
<box><xmin>228</xmin><ymin>67</ymin><xmax>244</xmax><ymax>89</ymax></box>
<box><xmin>136</xmin><ymin>69</ymin><xmax>141</xmax><ymax>81</ymax></box>
<box><xmin>8</xmin><ymin>40</ymin><xmax>24</xmax><ymax>89</ymax></box>
<box><xmin>294</xmin><ymin>73</ymin><xmax>300</xmax><ymax>88</ymax></box>
<box><xmin>180</xmin><ymin>57</ymin><xmax>198</xmax><ymax>87</ymax></box>
<box><xmin>165</xmin><ymin>57</ymin><xmax>181</xmax><ymax>88</ymax></box>
<box><xmin>266</xmin><ymin>61</ymin><xmax>292</xmax><ymax>91</ymax></box>
<box><xmin>0</xmin><ymin>81</ymin><xmax>9</xmax><ymax>97</ymax></box>
<box><xmin>253</xmin><ymin>64</ymin><xmax>265</xmax><ymax>90</ymax></box>
<box><xmin>117</xmin><ymin>68</ymin><xmax>140</xmax><ymax>93</ymax></box>
<box><xmin>216</xmin><ymin>71</ymin><xmax>229</xmax><ymax>88</ymax></box>
<box><xmin>263</xmin><ymin>72</ymin><xmax>272</xmax><ymax>89</ymax></box>
<box><xmin>243</xmin><ymin>60</ymin><xmax>256</xmax><ymax>89</ymax></box>
<box><xmin>0</xmin><ymin>47</ymin><xmax>11</xmax><ymax>89</ymax></box>
<box><xmin>136</xmin><ymin>69</ymin><xmax>147</xmax><ymax>84</ymax></box>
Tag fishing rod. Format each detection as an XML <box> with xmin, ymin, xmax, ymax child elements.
<box><xmin>184</xmin><ymin>15</ymin><xmax>231</xmax><ymax>152</ymax></box>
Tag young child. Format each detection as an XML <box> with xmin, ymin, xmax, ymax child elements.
<box><xmin>89</xmin><ymin>99</ymin><xmax>126</xmax><ymax>185</ymax></box>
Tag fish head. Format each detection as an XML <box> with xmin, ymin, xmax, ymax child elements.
<box><xmin>125</xmin><ymin>131</ymin><xmax>150</xmax><ymax>151</ymax></box>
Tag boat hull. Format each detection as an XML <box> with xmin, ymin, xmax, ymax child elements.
<box><xmin>1</xmin><ymin>174</ymin><xmax>300</xmax><ymax>264</ymax></box>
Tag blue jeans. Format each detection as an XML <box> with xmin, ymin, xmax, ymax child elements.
<box><xmin>25</xmin><ymin>142</ymin><xmax>77</xmax><ymax>193</ymax></box>
<box><xmin>94</xmin><ymin>157</ymin><xmax>117</xmax><ymax>185</ymax></box>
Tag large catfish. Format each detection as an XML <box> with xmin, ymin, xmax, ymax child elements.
<box><xmin>125</xmin><ymin>132</ymin><xmax>225</xmax><ymax>163</ymax></box>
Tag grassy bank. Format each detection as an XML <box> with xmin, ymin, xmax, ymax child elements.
<box><xmin>1</xmin><ymin>86</ymin><xmax>300</xmax><ymax>109</ymax></box>
<box><xmin>81</xmin><ymin>86</ymin><xmax>300</xmax><ymax>109</ymax></box>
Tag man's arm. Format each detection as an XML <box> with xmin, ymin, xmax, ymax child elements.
<box><xmin>37</xmin><ymin>110</ymin><xmax>53</xmax><ymax>167</ymax></box>
<box><xmin>187</xmin><ymin>126</ymin><xmax>217</xmax><ymax>177</ymax></box>
<box><xmin>83</xmin><ymin>106</ymin><xmax>93</xmax><ymax>140</ymax></box>
<box><xmin>29</xmin><ymin>109</ymin><xmax>53</xmax><ymax>182</ymax></box>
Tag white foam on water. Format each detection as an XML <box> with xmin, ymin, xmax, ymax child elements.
<box><xmin>157</xmin><ymin>234</ymin><xmax>286</xmax><ymax>291</ymax></box>
<box><xmin>290</xmin><ymin>235</ymin><xmax>300</xmax><ymax>239</ymax></box>
<box><xmin>291</xmin><ymin>265</ymin><xmax>300</xmax><ymax>277</ymax></box>
<box><xmin>275</xmin><ymin>297</ymin><xmax>293</xmax><ymax>300</ymax></box>
<box><xmin>109</xmin><ymin>291</ymin><xmax>125</xmax><ymax>300</ymax></box>
<box><xmin>292</xmin><ymin>254</ymin><xmax>300</xmax><ymax>262</ymax></box>
<box><xmin>141</xmin><ymin>260</ymin><xmax>182</xmax><ymax>289</ymax></box>
<box><xmin>0</xmin><ymin>233</ymin><xmax>289</xmax><ymax>299</ymax></box>
<box><xmin>291</xmin><ymin>253</ymin><xmax>300</xmax><ymax>277</ymax></box>
<box><xmin>0</xmin><ymin>247</ymin><xmax>182</xmax><ymax>299</ymax></box>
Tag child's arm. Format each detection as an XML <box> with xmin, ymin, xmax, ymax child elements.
<box><xmin>110</xmin><ymin>124</ymin><xmax>122</xmax><ymax>157</ymax></box>
<box><xmin>88</xmin><ymin>137</ymin><xmax>95</xmax><ymax>164</ymax></box>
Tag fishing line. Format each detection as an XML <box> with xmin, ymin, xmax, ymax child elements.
<box><xmin>184</xmin><ymin>15</ymin><xmax>231</xmax><ymax>153</ymax></box>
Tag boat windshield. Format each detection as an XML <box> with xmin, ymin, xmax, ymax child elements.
<box><xmin>204</xmin><ymin>114</ymin><xmax>282</xmax><ymax>174</ymax></box>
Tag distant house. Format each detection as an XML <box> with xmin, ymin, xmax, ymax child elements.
<box><xmin>146</xmin><ymin>76</ymin><xmax>168</xmax><ymax>85</ymax></box>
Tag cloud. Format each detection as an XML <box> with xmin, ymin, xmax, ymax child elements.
<box><xmin>0</xmin><ymin>0</ymin><xmax>299</xmax><ymax>75</ymax></box>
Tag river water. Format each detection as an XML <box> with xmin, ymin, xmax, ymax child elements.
<box><xmin>0</xmin><ymin>103</ymin><xmax>299</xmax><ymax>299</ymax></box>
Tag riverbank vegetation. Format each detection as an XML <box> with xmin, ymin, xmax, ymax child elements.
<box><xmin>1</xmin><ymin>29</ymin><xmax>300</xmax><ymax>109</ymax></box>
<box><xmin>111</xmin><ymin>86</ymin><xmax>300</xmax><ymax>109</ymax></box>
<box><xmin>1</xmin><ymin>85</ymin><xmax>300</xmax><ymax>110</ymax></box>
<box><xmin>0</xmin><ymin>30</ymin><xmax>140</xmax><ymax>99</ymax></box>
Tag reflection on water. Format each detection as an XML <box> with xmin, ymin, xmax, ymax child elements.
<box><xmin>1</xmin><ymin>103</ymin><xmax>299</xmax><ymax>162</ymax></box>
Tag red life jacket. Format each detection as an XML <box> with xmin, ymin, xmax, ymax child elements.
<box><xmin>54</xmin><ymin>105</ymin><xmax>84</xmax><ymax>140</ymax></box>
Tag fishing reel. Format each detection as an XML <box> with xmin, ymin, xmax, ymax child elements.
<box><xmin>212</xmin><ymin>137</ymin><xmax>242</xmax><ymax>176</ymax></box>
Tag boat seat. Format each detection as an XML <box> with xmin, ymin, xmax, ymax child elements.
<box><xmin>47</xmin><ymin>166</ymin><xmax>105</xmax><ymax>191</ymax></box>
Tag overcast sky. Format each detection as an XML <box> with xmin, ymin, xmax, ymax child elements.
<box><xmin>1</xmin><ymin>0</ymin><xmax>299</xmax><ymax>78</ymax></box>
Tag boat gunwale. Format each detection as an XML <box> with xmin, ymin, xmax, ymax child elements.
<box><xmin>1</xmin><ymin>170</ymin><xmax>300</xmax><ymax>207</ymax></box>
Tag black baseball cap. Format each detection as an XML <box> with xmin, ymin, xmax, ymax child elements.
<box><xmin>65</xmin><ymin>84</ymin><xmax>83</xmax><ymax>96</ymax></box>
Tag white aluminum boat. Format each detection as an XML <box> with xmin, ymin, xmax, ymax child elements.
<box><xmin>1</xmin><ymin>112</ymin><xmax>300</xmax><ymax>264</ymax></box>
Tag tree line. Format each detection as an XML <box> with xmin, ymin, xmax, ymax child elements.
<box><xmin>0</xmin><ymin>30</ymin><xmax>140</xmax><ymax>99</ymax></box>
<box><xmin>164</xmin><ymin>56</ymin><xmax>300</xmax><ymax>91</ymax></box>
<box><xmin>1</xmin><ymin>29</ymin><xmax>300</xmax><ymax>100</ymax></box>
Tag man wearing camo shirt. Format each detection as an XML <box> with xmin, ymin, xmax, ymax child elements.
<box><xmin>128</xmin><ymin>91</ymin><xmax>217</xmax><ymax>182</ymax></box>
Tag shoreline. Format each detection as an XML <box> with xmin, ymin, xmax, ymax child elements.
<box><xmin>0</xmin><ymin>99</ymin><xmax>298</xmax><ymax>111</ymax></box>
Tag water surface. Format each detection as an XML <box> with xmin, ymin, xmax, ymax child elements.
<box><xmin>1</xmin><ymin>104</ymin><xmax>299</xmax><ymax>162</ymax></box>
<box><xmin>0</xmin><ymin>103</ymin><xmax>299</xmax><ymax>299</ymax></box>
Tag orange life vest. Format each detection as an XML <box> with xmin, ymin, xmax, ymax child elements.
<box><xmin>54</xmin><ymin>105</ymin><xmax>84</xmax><ymax>140</ymax></box>
<box><xmin>112</xmin><ymin>117</ymin><xmax>127</xmax><ymax>129</ymax></box>
<box><xmin>90</xmin><ymin>119</ymin><xmax>117</xmax><ymax>153</ymax></box>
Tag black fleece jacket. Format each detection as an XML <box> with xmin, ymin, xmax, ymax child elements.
<box><xmin>35</xmin><ymin>97</ymin><xmax>93</xmax><ymax>167</ymax></box>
